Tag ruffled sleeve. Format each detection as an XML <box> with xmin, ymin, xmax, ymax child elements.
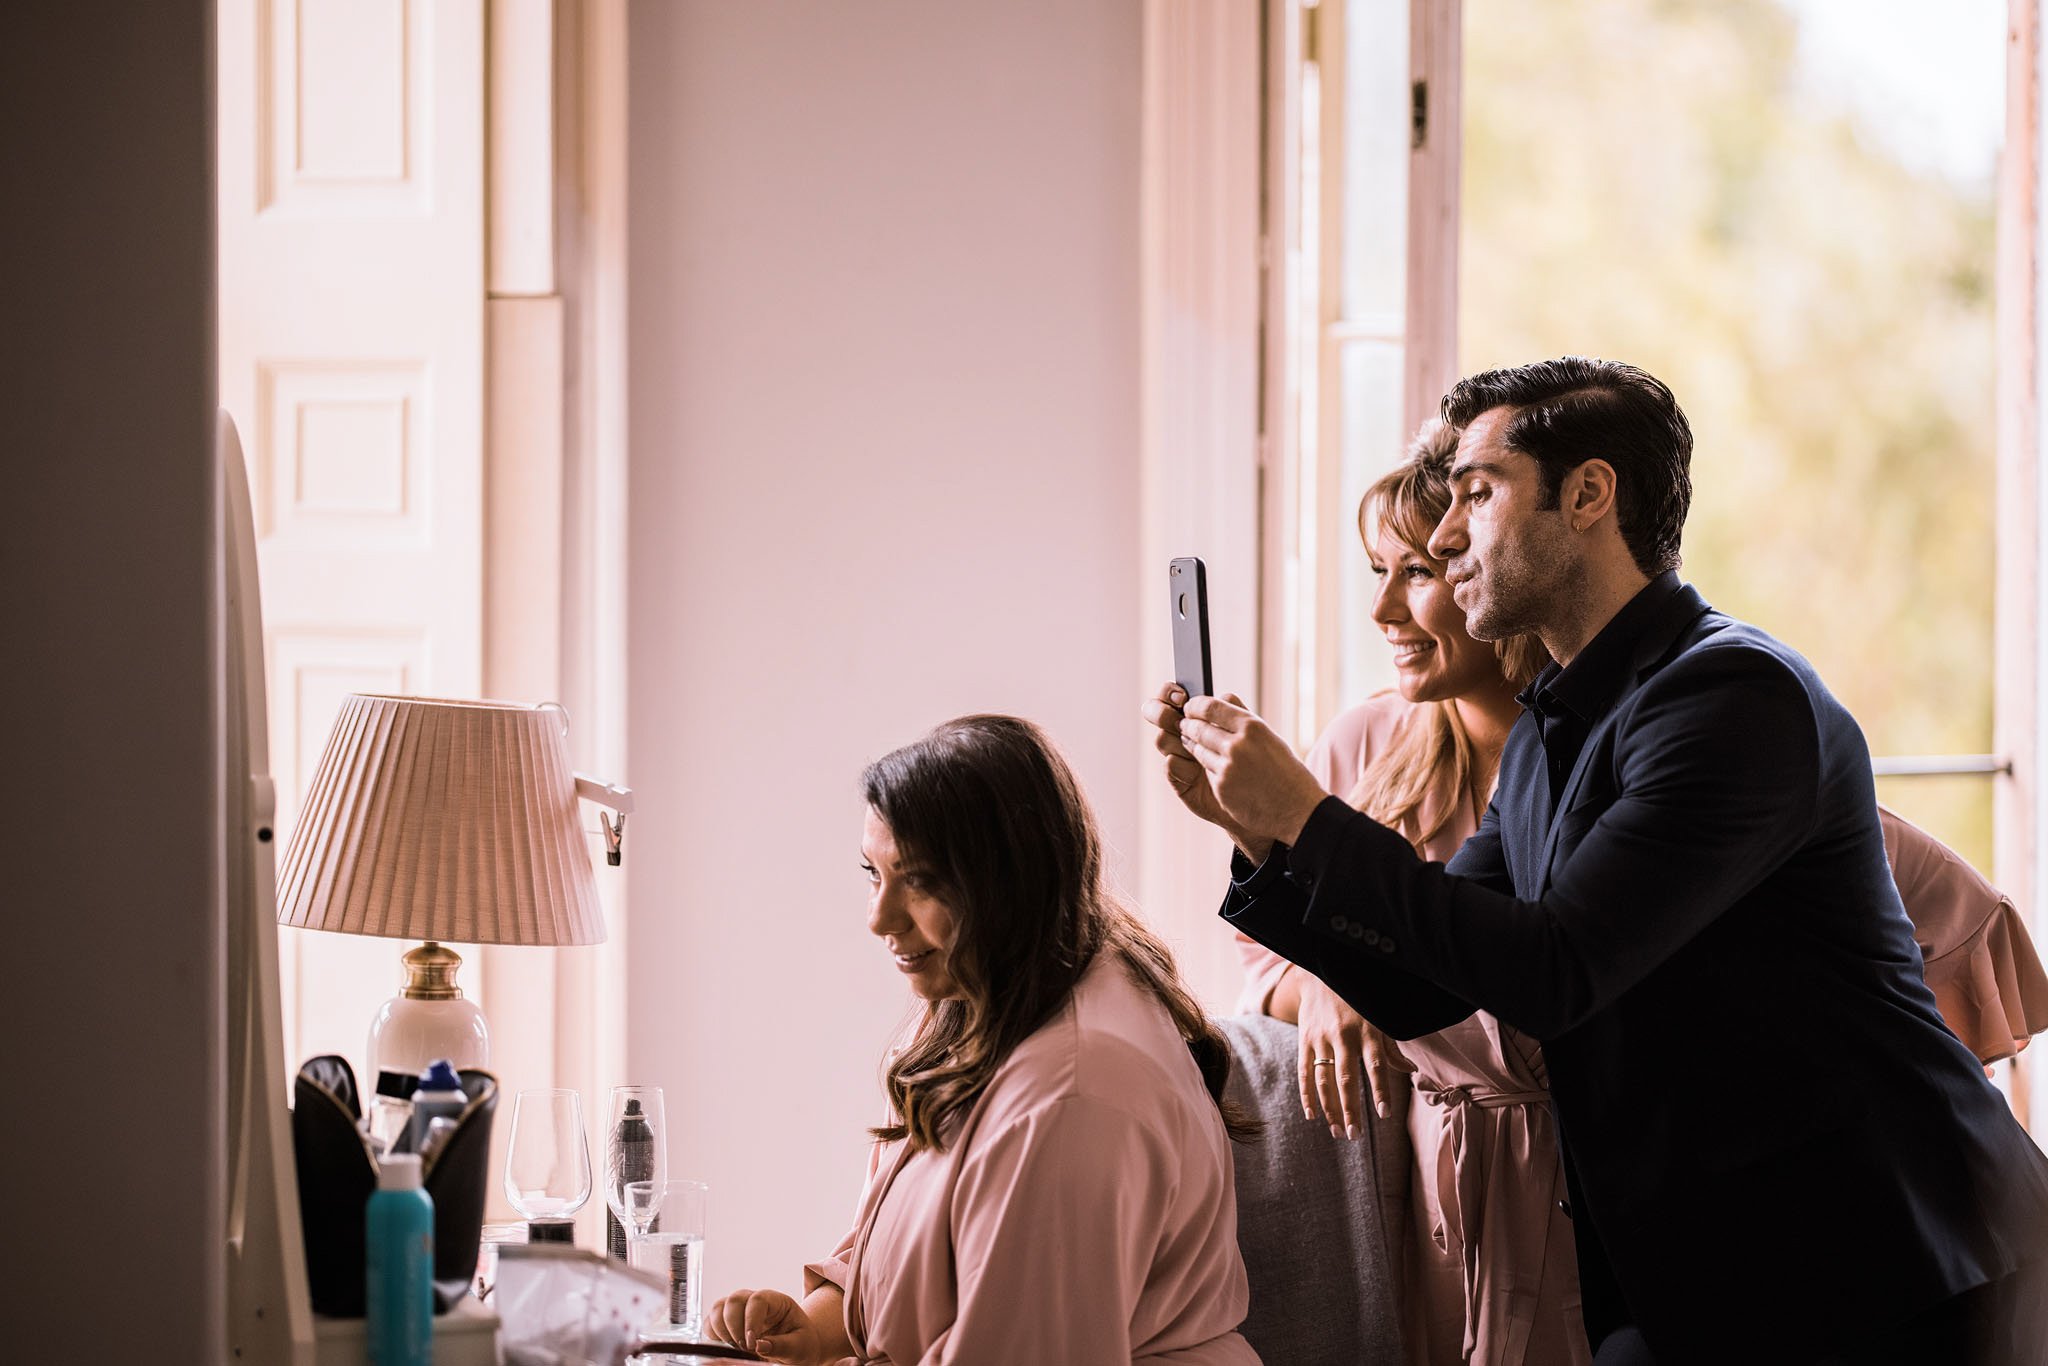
<box><xmin>1882</xmin><ymin>807</ymin><xmax>2048</xmax><ymax>1063</ymax></box>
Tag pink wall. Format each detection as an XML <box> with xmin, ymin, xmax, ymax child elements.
<box><xmin>626</xmin><ymin>0</ymin><xmax>1145</xmax><ymax>1293</ymax></box>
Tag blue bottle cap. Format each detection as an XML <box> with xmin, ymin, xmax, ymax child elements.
<box><xmin>416</xmin><ymin>1059</ymin><xmax>462</xmax><ymax>1094</ymax></box>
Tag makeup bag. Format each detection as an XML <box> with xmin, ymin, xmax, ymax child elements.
<box><xmin>291</xmin><ymin>1055</ymin><xmax>498</xmax><ymax>1316</ymax></box>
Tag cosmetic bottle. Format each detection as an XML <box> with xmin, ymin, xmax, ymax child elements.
<box><xmin>366</xmin><ymin>1153</ymin><xmax>434</xmax><ymax>1366</ymax></box>
<box><xmin>608</xmin><ymin>1098</ymin><xmax>655</xmax><ymax>1259</ymax></box>
<box><xmin>366</xmin><ymin>1069</ymin><xmax>417</xmax><ymax>1157</ymax></box>
<box><xmin>405</xmin><ymin>1059</ymin><xmax>468</xmax><ymax>1159</ymax></box>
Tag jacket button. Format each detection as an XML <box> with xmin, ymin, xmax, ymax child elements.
<box><xmin>1348</xmin><ymin>923</ymin><xmax>1365</xmax><ymax>940</ymax></box>
<box><xmin>1363</xmin><ymin>928</ymin><xmax>1380</xmax><ymax>946</ymax></box>
<box><xmin>1557</xmin><ymin>1199</ymin><xmax>1572</xmax><ymax>1219</ymax></box>
<box><xmin>1377</xmin><ymin>938</ymin><xmax>1395</xmax><ymax>954</ymax></box>
<box><xmin>1330</xmin><ymin>914</ymin><xmax>1349</xmax><ymax>932</ymax></box>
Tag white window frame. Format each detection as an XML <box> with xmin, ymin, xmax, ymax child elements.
<box><xmin>1268</xmin><ymin>0</ymin><xmax>2046</xmax><ymax>1128</ymax></box>
<box><xmin>2000</xmin><ymin>0</ymin><xmax>2043</xmax><ymax>1132</ymax></box>
<box><xmin>1261</xmin><ymin>0</ymin><xmax>1462</xmax><ymax>752</ymax></box>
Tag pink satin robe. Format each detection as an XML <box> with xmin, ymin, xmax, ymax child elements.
<box><xmin>806</xmin><ymin>955</ymin><xmax>1261</xmax><ymax>1366</ymax></box>
<box><xmin>1234</xmin><ymin>691</ymin><xmax>2048</xmax><ymax>1366</ymax></box>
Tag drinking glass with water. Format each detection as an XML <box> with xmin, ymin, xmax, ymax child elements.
<box><xmin>628</xmin><ymin>1179</ymin><xmax>709</xmax><ymax>1339</ymax></box>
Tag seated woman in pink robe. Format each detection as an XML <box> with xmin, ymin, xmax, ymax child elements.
<box><xmin>1156</xmin><ymin>421</ymin><xmax>2048</xmax><ymax>1366</ymax></box>
<box><xmin>706</xmin><ymin>715</ymin><xmax>1262</xmax><ymax>1366</ymax></box>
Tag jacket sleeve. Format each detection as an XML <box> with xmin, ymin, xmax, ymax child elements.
<box><xmin>917</xmin><ymin>1097</ymin><xmax>1172</xmax><ymax>1366</ymax></box>
<box><xmin>1444</xmin><ymin>793</ymin><xmax>1511</xmax><ymax>889</ymax></box>
<box><xmin>1229</xmin><ymin>704</ymin><xmax>1385</xmax><ymax>1016</ymax></box>
<box><xmin>1275</xmin><ymin>642</ymin><xmax>1824</xmax><ymax>1039</ymax></box>
<box><xmin>1222</xmin><ymin>845</ymin><xmax>1478</xmax><ymax>1040</ymax></box>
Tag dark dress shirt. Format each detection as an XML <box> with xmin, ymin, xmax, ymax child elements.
<box><xmin>1222</xmin><ymin>573</ymin><xmax>2048</xmax><ymax>1361</ymax></box>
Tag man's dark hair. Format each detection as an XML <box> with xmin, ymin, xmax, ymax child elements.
<box><xmin>1441</xmin><ymin>357</ymin><xmax>1693</xmax><ymax>575</ymax></box>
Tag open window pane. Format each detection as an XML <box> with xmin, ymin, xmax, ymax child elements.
<box><xmin>1461</xmin><ymin>0</ymin><xmax>2006</xmax><ymax>866</ymax></box>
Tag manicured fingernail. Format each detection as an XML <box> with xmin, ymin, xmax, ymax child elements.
<box><xmin>1347</xmin><ymin>1123</ymin><xmax>1360</xmax><ymax>1141</ymax></box>
<box><xmin>1329</xmin><ymin>1124</ymin><xmax>1342</xmax><ymax>1139</ymax></box>
<box><xmin>1303</xmin><ymin>1106</ymin><xmax>1315</xmax><ymax>1120</ymax></box>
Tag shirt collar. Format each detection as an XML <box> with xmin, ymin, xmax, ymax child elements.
<box><xmin>1530</xmin><ymin>571</ymin><xmax>1695</xmax><ymax>722</ymax></box>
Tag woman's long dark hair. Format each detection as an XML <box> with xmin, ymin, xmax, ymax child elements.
<box><xmin>863</xmin><ymin>715</ymin><xmax>1255</xmax><ymax>1151</ymax></box>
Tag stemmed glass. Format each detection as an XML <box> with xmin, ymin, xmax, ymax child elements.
<box><xmin>504</xmin><ymin>1088</ymin><xmax>593</xmax><ymax>1238</ymax></box>
<box><xmin>605</xmin><ymin>1085</ymin><xmax>668</xmax><ymax>1259</ymax></box>
<box><xmin>621</xmin><ymin>1178</ymin><xmax>664</xmax><ymax>1246</ymax></box>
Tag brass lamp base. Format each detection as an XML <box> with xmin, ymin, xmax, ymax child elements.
<box><xmin>401</xmin><ymin>940</ymin><xmax>468</xmax><ymax>1000</ymax></box>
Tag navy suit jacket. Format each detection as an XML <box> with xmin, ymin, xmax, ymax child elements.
<box><xmin>1224</xmin><ymin>577</ymin><xmax>2048</xmax><ymax>1359</ymax></box>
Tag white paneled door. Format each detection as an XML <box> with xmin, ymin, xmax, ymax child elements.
<box><xmin>219</xmin><ymin>0</ymin><xmax>486</xmax><ymax>1085</ymax></box>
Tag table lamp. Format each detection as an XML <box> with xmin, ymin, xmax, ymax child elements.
<box><xmin>276</xmin><ymin>693</ymin><xmax>633</xmax><ymax>1085</ymax></box>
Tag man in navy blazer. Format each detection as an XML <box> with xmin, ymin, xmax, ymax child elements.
<box><xmin>1155</xmin><ymin>358</ymin><xmax>2048</xmax><ymax>1363</ymax></box>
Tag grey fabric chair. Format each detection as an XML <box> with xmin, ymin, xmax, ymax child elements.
<box><xmin>1219</xmin><ymin>1013</ymin><xmax>1410</xmax><ymax>1366</ymax></box>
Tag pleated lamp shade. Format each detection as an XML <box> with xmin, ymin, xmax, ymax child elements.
<box><xmin>278</xmin><ymin>694</ymin><xmax>608</xmax><ymax>947</ymax></box>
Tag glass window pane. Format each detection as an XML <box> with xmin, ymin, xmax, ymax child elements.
<box><xmin>1460</xmin><ymin>0</ymin><xmax>2003</xmax><ymax>865</ymax></box>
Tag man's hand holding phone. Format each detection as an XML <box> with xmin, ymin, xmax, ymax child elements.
<box><xmin>1150</xmin><ymin>556</ymin><xmax>1325</xmax><ymax>856</ymax></box>
<box><xmin>1146</xmin><ymin>682</ymin><xmax>1236</xmax><ymax>822</ymax></box>
<box><xmin>1173</xmin><ymin>694</ymin><xmax>1329</xmax><ymax>848</ymax></box>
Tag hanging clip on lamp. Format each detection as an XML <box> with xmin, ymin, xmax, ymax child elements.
<box><xmin>276</xmin><ymin>694</ymin><xmax>633</xmax><ymax>1085</ymax></box>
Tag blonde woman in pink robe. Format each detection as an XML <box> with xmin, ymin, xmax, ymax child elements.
<box><xmin>1176</xmin><ymin>422</ymin><xmax>2048</xmax><ymax>1366</ymax></box>
<box><xmin>707</xmin><ymin>715</ymin><xmax>1262</xmax><ymax>1366</ymax></box>
<box><xmin>1231</xmin><ymin>422</ymin><xmax>1576</xmax><ymax>1366</ymax></box>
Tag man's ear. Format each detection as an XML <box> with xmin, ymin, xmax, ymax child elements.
<box><xmin>1565</xmin><ymin>459</ymin><xmax>1618</xmax><ymax>531</ymax></box>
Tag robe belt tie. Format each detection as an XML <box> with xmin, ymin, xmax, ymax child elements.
<box><xmin>1419</xmin><ymin>1084</ymin><xmax>1550</xmax><ymax>1363</ymax></box>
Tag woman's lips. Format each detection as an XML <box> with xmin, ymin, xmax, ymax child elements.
<box><xmin>894</xmin><ymin>947</ymin><xmax>936</xmax><ymax>972</ymax></box>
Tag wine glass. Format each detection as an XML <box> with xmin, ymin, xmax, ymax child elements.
<box><xmin>621</xmin><ymin>1179</ymin><xmax>664</xmax><ymax>1245</ymax></box>
<box><xmin>504</xmin><ymin>1088</ymin><xmax>592</xmax><ymax>1238</ymax></box>
<box><xmin>605</xmin><ymin>1085</ymin><xmax>668</xmax><ymax>1259</ymax></box>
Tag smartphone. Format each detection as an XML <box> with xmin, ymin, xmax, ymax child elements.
<box><xmin>1168</xmin><ymin>556</ymin><xmax>1214</xmax><ymax>699</ymax></box>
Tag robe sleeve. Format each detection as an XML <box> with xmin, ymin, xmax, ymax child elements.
<box><xmin>1883</xmin><ymin>807</ymin><xmax>2048</xmax><ymax>1063</ymax></box>
<box><xmin>1233</xmin><ymin>931</ymin><xmax>1293</xmax><ymax>1016</ymax></box>
<box><xmin>804</xmin><ymin>1138</ymin><xmax>889</xmax><ymax>1296</ymax></box>
<box><xmin>801</xmin><ymin>1228</ymin><xmax>857</xmax><ymax>1299</ymax></box>
<box><xmin>918</xmin><ymin>1096</ymin><xmax>1172</xmax><ymax>1366</ymax></box>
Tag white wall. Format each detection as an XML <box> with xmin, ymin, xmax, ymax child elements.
<box><xmin>625</xmin><ymin>0</ymin><xmax>1147</xmax><ymax>1293</ymax></box>
<box><xmin>0</xmin><ymin>0</ymin><xmax>221</xmax><ymax>1355</ymax></box>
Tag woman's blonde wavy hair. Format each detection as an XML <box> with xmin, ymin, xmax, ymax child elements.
<box><xmin>1347</xmin><ymin>420</ymin><xmax>1548</xmax><ymax>847</ymax></box>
